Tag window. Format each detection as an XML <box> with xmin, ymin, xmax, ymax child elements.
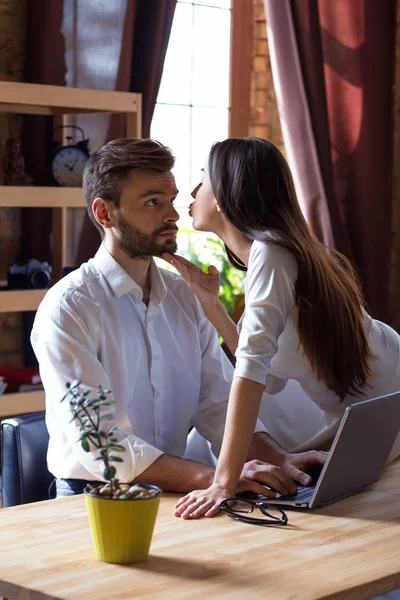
<box><xmin>150</xmin><ymin>0</ymin><xmax>232</xmax><ymax>233</ymax></box>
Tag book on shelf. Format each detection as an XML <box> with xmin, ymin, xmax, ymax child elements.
<box><xmin>17</xmin><ymin>383</ymin><xmax>44</xmax><ymax>393</ymax></box>
<box><xmin>0</xmin><ymin>366</ymin><xmax>41</xmax><ymax>385</ymax></box>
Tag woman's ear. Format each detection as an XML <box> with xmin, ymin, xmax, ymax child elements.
<box><xmin>92</xmin><ymin>198</ymin><xmax>115</xmax><ymax>230</ymax></box>
<box><xmin>215</xmin><ymin>201</ymin><xmax>222</xmax><ymax>213</ymax></box>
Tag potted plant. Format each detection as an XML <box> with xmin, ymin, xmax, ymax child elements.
<box><xmin>62</xmin><ymin>380</ymin><xmax>162</xmax><ymax>564</ymax></box>
<box><xmin>169</xmin><ymin>230</ymin><xmax>245</xmax><ymax>364</ymax></box>
<box><xmin>179</xmin><ymin>230</ymin><xmax>246</xmax><ymax>322</ymax></box>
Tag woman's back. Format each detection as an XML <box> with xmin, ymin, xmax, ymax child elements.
<box><xmin>236</xmin><ymin>240</ymin><xmax>400</xmax><ymax>413</ymax></box>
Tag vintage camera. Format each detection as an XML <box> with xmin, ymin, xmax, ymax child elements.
<box><xmin>8</xmin><ymin>259</ymin><xmax>52</xmax><ymax>290</ymax></box>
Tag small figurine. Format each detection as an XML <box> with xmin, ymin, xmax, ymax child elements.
<box><xmin>3</xmin><ymin>137</ymin><xmax>33</xmax><ymax>185</ymax></box>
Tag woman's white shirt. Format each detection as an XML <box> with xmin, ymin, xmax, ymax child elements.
<box><xmin>235</xmin><ymin>240</ymin><xmax>400</xmax><ymax>419</ymax></box>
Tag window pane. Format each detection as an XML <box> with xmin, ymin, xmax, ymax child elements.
<box><xmin>191</xmin><ymin>106</ymin><xmax>229</xmax><ymax>190</ymax></box>
<box><xmin>178</xmin><ymin>0</ymin><xmax>231</xmax><ymax>5</ymax></box>
<box><xmin>177</xmin><ymin>208</ymin><xmax>193</xmax><ymax>235</ymax></box>
<box><xmin>192</xmin><ymin>6</ymin><xmax>231</xmax><ymax>107</ymax></box>
<box><xmin>157</xmin><ymin>3</ymin><xmax>193</xmax><ymax>105</ymax></box>
<box><xmin>150</xmin><ymin>104</ymin><xmax>191</xmax><ymax>207</ymax></box>
<box><xmin>194</xmin><ymin>1</ymin><xmax>231</xmax><ymax>8</ymax></box>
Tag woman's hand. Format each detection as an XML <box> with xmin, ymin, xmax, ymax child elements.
<box><xmin>162</xmin><ymin>253</ymin><xmax>220</xmax><ymax>310</ymax></box>
<box><xmin>174</xmin><ymin>484</ymin><xmax>233</xmax><ymax>519</ymax></box>
<box><xmin>173</xmin><ymin>458</ymin><xmax>300</xmax><ymax>519</ymax></box>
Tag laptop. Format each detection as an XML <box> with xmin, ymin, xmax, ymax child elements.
<box><xmin>260</xmin><ymin>392</ymin><xmax>400</xmax><ymax>509</ymax></box>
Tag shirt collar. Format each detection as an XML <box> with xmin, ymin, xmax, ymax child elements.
<box><xmin>92</xmin><ymin>243</ymin><xmax>167</xmax><ymax>305</ymax></box>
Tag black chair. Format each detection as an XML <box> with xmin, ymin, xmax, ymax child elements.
<box><xmin>1</xmin><ymin>411</ymin><xmax>53</xmax><ymax>508</ymax></box>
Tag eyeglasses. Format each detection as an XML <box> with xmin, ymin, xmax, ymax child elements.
<box><xmin>219</xmin><ymin>497</ymin><xmax>288</xmax><ymax>527</ymax></box>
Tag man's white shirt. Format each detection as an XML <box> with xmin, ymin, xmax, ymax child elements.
<box><xmin>31</xmin><ymin>243</ymin><xmax>267</xmax><ymax>482</ymax></box>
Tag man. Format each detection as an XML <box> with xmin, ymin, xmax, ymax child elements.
<box><xmin>31</xmin><ymin>138</ymin><xmax>325</xmax><ymax>499</ymax></box>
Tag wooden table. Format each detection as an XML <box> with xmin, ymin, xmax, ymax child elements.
<box><xmin>0</xmin><ymin>460</ymin><xmax>399</xmax><ymax>600</ymax></box>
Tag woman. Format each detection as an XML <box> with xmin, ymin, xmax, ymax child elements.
<box><xmin>163</xmin><ymin>138</ymin><xmax>400</xmax><ymax>519</ymax></box>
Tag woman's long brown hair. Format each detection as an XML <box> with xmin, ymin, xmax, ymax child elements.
<box><xmin>208</xmin><ymin>138</ymin><xmax>374</xmax><ymax>399</ymax></box>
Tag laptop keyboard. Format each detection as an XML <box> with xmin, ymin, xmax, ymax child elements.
<box><xmin>276</xmin><ymin>484</ymin><xmax>316</xmax><ymax>501</ymax></box>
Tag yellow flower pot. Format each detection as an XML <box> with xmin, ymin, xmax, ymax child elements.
<box><xmin>84</xmin><ymin>484</ymin><xmax>162</xmax><ymax>564</ymax></box>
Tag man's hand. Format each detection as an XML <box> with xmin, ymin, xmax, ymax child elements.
<box><xmin>173</xmin><ymin>453</ymin><xmax>328</xmax><ymax>519</ymax></box>
<box><xmin>248</xmin><ymin>432</ymin><xmax>328</xmax><ymax>488</ymax></box>
<box><xmin>238</xmin><ymin>452</ymin><xmax>328</xmax><ymax>498</ymax></box>
<box><xmin>279</xmin><ymin>450</ymin><xmax>328</xmax><ymax>486</ymax></box>
<box><xmin>238</xmin><ymin>459</ymin><xmax>298</xmax><ymax>497</ymax></box>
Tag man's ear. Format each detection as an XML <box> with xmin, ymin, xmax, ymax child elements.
<box><xmin>92</xmin><ymin>198</ymin><xmax>115</xmax><ymax>230</ymax></box>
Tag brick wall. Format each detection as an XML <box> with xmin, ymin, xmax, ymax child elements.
<box><xmin>0</xmin><ymin>0</ymin><xmax>27</xmax><ymax>367</ymax></box>
<box><xmin>249</xmin><ymin>0</ymin><xmax>285</xmax><ymax>155</ymax></box>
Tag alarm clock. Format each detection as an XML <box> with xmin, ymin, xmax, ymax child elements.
<box><xmin>50</xmin><ymin>125</ymin><xmax>90</xmax><ymax>187</ymax></box>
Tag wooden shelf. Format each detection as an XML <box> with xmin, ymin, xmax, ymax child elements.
<box><xmin>0</xmin><ymin>186</ymin><xmax>85</xmax><ymax>208</ymax></box>
<box><xmin>0</xmin><ymin>80</ymin><xmax>142</xmax><ymax>414</ymax></box>
<box><xmin>0</xmin><ymin>290</ymin><xmax>47</xmax><ymax>313</ymax></box>
<box><xmin>0</xmin><ymin>81</ymin><xmax>141</xmax><ymax>116</ymax></box>
<box><xmin>0</xmin><ymin>390</ymin><xmax>45</xmax><ymax>418</ymax></box>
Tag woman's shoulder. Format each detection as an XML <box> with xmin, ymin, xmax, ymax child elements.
<box><xmin>250</xmin><ymin>239</ymin><xmax>298</xmax><ymax>278</ymax></box>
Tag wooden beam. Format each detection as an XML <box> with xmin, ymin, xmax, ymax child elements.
<box><xmin>51</xmin><ymin>115</ymin><xmax>69</xmax><ymax>282</ymax></box>
<box><xmin>0</xmin><ymin>103</ymin><xmax>53</xmax><ymax>115</ymax></box>
<box><xmin>0</xmin><ymin>390</ymin><xmax>45</xmax><ymax>418</ymax></box>
<box><xmin>126</xmin><ymin>100</ymin><xmax>142</xmax><ymax>138</ymax></box>
<box><xmin>0</xmin><ymin>104</ymin><xmax>137</xmax><ymax>116</ymax></box>
<box><xmin>0</xmin><ymin>186</ymin><xmax>85</xmax><ymax>208</ymax></box>
<box><xmin>0</xmin><ymin>290</ymin><xmax>47</xmax><ymax>313</ymax></box>
<box><xmin>0</xmin><ymin>81</ymin><xmax>140</xmax><ymax>114</ymax></box>
<box><xmin>52</xmin><ymin>206</ymin><xmax>68</xmax><ymax>282</ymax></box>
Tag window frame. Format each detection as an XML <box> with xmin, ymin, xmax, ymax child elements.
<box><xmin>229</xmin><ymin>0</ymin><xmax>253</xmax><ymax>137</ymax></box>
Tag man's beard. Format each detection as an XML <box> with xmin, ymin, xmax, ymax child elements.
<box><xmin>116</xmin><ymin>212</ymin><xmax>178</xmax><ymax>258</ymax></box>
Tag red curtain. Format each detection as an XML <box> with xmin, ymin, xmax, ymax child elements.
<box><xmin>264</xmin><ymin>0</ymin><xmax>397</xmax><ymax>321</ymax></box>
<box><xmin>21</xmin><ymin>0</ymin><xmax>177</xmax><ymax>264</ymax></box>
<box><xmin>21</xmin><ymin>0</ymin><xmax>66</xmax><ymax>261</ymax></box>
<box><xmin>129</xmin><ymin>0</ymin><xmax>177</xmax><ymax>138</ymax></box>
<box><xmin>74</xmin><ymin>0</ymin><xmax>177</xmax><ymax>264</ymax></box>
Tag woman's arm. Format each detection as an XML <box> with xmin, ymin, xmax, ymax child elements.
<box><xmin>162</xmin><ymin>252</ymin><xmax>239</xmax><ymax>355</ymax></box>
<box><xmin>204</xmin><ymin>297</ymin><xmax>239</xmax><ymax>356</ymax></box>
<box><xmin>214</xmin><ymin>377</ymin><xmax>265</xmax><ymax>489</ymax></box>
<box><xmin>174</xmin><ymin>376</ymin><xmax>265</xmax><ymax>519</ymax></box>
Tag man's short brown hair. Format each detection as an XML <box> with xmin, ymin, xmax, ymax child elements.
<box><xmin>82</xmin><ymin>138</ymin><xmax>175</xmax><ymax>236</ymax></box>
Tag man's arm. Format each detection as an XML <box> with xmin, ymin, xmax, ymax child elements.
<box><xmin>134</xmin><ymin>451</ymin><xmax>306</xmax><ymax>498</ymax></box>
<box><xmin>134</xmin><ymin>455</ymin><xmax>214</xmax><ymax>492</ymax></box>
<box><xmin>184</xmin><ymin>306</ymin><xmax>300</xmax><ymax>496</ymax></box>
<box><xmin>31</xmin><ymin>294</ymin><xmax>164</xmax><ymax>482</ymax></box>
<box><xmin>247</xmin><ymin>431</ymin><xmax>328</xmax><ymax>486</ymax></box>
<box><xmin>248</xmin><ymin>431</ymin><xmax>295</xmax><ymax>465</ymax></box>
<box><xmin>135</xmin><ymin>434</ymin><xmax>327</xmax><ymax>500</ymax></box>
<box><xmin>189</xmin><ymin>302</ymin><xmax>271</xmax><ymax>456</ymax></box>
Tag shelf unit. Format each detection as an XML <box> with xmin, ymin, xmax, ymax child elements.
<box><xmin>0</xmin><ymin>81</ymin><xmax>142</xmax><ymax>417</ymax></box>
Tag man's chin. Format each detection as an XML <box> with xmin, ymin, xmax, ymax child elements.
<box><xmin>119</xmin><ymin>237</ymin><xmax>177</xmax><ymax>259</ymax></box>
<box><xmin>158</xmin><ymin>239</ymin><xmax>177</xmax><ymax>255</ymax></box>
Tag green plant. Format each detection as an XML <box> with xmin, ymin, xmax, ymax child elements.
<box><xmin>62</xmin><ymin>380</ymin><xmax>156</xmax><ymax>499</ymax></box>
<box><xmin>181</xmin><ymin>231</ymin><xmax>245</xmax><ymax>318</ymax></box>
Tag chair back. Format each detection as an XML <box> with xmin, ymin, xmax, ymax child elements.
<box><xmin>1</xmin><ymin>411</ymin><xmax>53</xmax><ymax>507</ymax></box>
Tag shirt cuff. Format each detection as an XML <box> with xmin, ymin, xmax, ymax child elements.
<box><xmin>265</xmin><ymin>374</ymin><xmax>288</xmax><ymax>395</ymax></box>
<box><xmin>234</xmin><ymin>356</ymin><xmax>268</xmax><ymax>386</ymax></box>
<box><xmin>254</xmin><ymin>418</ymin><xmax>268</xmax><ymax>435</ymax></box>
<box><xmin>117</xmin><ymin>437</ymin><xmax>165</xmax><ymax>482</ymax></box>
